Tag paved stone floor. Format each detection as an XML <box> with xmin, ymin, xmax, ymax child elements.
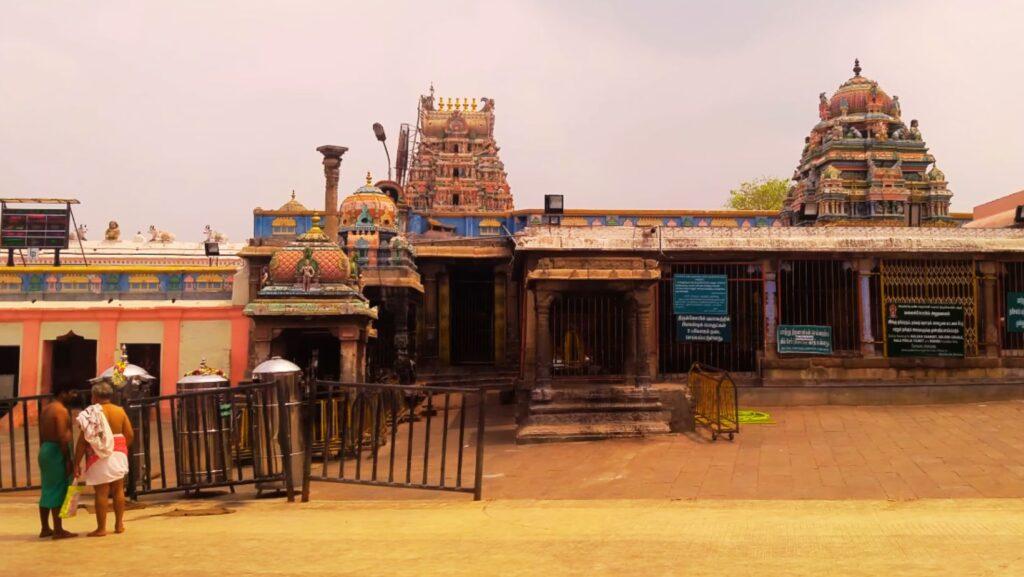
<box><xmin>311</xmin><ymin>399</ymin><xmax>1024</xmax><ymax>500</ymax></box>
<box><xmin>2</xmin><ymin>499</ymin><xmax>1022</xmax><ymax>576</ymax></box>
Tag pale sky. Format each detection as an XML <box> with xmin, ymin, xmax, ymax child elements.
<box><xmin>2</xmin><ymin>1</ymin><xmax>1023</xmax><ymax>240</ymax></box>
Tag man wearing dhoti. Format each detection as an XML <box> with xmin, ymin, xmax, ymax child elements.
<box><xmin>37</xmin><ymin>388</ymin><xmax>78</xmax><ymax>539</ymax></box>
<box><xmin>73</xmin><ymin>382</ymin><xmax>134</xmax><ymax>537</ymax></box>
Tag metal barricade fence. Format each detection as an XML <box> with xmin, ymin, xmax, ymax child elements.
<box><xmin>688</xmin><ymin>363</ymin><xmax>739</xmax><ymax>441</ymax></box>
<box><xmin>303</xmin><ymin>381</ymin><xmax>490</xmax><ymax>501</ymax></box>
<box><xmin>126</xmin><ymin>380</ymin><xmax>296</xmax><ymax>500</ymax></box>
<box><xmin>0</xmin><ymin>395</ymin><xmax>51</xmax><ymax>492</ymax></box>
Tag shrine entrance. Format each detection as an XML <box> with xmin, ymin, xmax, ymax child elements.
<box><xmin>450</xmin><ymin>267</ymin><xmax>494</xmax><ymax>364</ymax></box>
<box><xmin>272</xmin><ymin>329</ymin><xmax>341</xmax><ymax>381</ymax></box>
<box><xmin>550</xmin><ymin>291</ymin><xmax>627</xmax><ymax>378</ymax></box>
<box><xmin>49</xmin><ymin>332</ymin><xmax>96</xmax><ymax>395</ymax></box>
<box><xmin>124</xmin><ymin>343</ymin><xmax>161</xmax><ymax>385</ymax></box>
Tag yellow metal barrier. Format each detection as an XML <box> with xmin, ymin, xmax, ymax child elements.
<box><xmin>688</xmin><ymin>363</ymin><xmax>739</xmax><ymax>441</ymax></box>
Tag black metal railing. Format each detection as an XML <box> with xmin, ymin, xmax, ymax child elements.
<box><xmin>303</xmin><ymin>381</ymin><xmax>489</xmax><ymax>500</ymax></box>
<box><xmin>126</xmin><ymin>380</ymin><xmax>295</xmax><ymax>500</ymax></box>
<box><xmin>0</xmin><ymin>394</ymin><xmax>51</xmax><ymax>492</ymax></box>
<box><xmin>688</xmin><ymin>363</ymin><xmax>739</xmax><ymax>442</ymax></box>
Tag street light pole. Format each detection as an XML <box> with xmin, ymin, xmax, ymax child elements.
<box><xmin>372</xmin><ymin>123</ymin><xmax>393</xmax><ymax>181</ymax></box>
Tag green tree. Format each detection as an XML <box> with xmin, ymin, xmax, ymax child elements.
<box><xmin>725</xmin><ymin>177</ymin><xmax>790</xmax><ymax>211</ymax></box>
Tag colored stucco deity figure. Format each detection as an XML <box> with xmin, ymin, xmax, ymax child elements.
<box><xmin>104</xmin><ymin>221</ymin><xmax>120</xmax><ymax>241</ymax></box>
<box><xmin>295</xmin><ymin>247</ymin><xmax>319</xmax><ymax>291</ymax></box>
<box><xmin>891</xmin><ymin>95</ymin><xmax>901</xmax><ymax>118</ymax></box>
<box><xmin>818</xmin><ymin>92</ymin><xmax>829</xmax><ymax>120</ymax></box>
<box><xmin>907</xmin><ymin>119</ymin><xmax>922</xmax><ymax>141</ymax></box>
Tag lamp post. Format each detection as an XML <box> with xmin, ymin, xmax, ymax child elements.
<box><xmin>372</xmin><ymin>123</ymin><xmax>393</xmax><ymax>181</ymax></box>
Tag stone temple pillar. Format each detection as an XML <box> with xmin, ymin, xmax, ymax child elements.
<box><xmin>634</xmin><ymin>284</ymin><xmax>656</xmax><ymax>388</ymax></box>
<box><xmin>856</xmin><ymin>258</ymin><xmax>877</xmax><ymax>357</ymax></box>
<box><xmin>979</xmin><ymin>261</ymin><xmax>1000</xmax><ymax>357</ymax></box>
<box><xmin>532</xmin><ymin>289</ymin><xmax>554</xmax><ymax>402</ymax></box>
<box><xmin>316</xmin><ymin>145</ymin><xmax>348</xmax><ymax>241</ymax></box>
<box><xmin>762</xmin><ymin>259</ymin><xmax>778</xmax><ymax>361</ymax></box>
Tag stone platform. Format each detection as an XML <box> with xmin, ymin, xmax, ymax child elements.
<box><xmin>516</xmin><ymin>385</ymin><xmax>674</xmax><ymax>443</ymax></box>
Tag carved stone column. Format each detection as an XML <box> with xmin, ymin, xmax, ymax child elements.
<box><xmin>856</xmin><ymin>258</ymin><xmax>878</xmax><ymax>357</ymax></box>
<box><xmin>762</xmin><ymin>259</ymin><xmax>778</xmax><ymax>361</ymax></box>
<box><xmin>624</xmin><ymin>295</ymin><xmax>637</xmax><ymax>386</ymax></box>
<box><xmin>421</xmin><ymin>268</ymin><xmax>438</xmax><ymax>359</ymax></box>
<box><xmin>494</xmin><ymin>268</ymin><xmax>507</xmax><ymax>366</ymax></box>
<box><xmin>634</xmin><ymin>284</ymin><xmax>656</xmax><ymax>388</ymax></box>
<box><xmin>438</xmin><ymin>270</ymin><xmax>451</xmax><ymax>365</ymax></box>
<box><xmin>979</xmin><ymin>261</ymin><xmax>1000</xmax><ymax>357</ymax></box>
<box><xmin>316</xmin><ymin>145</ymin><xmax>348</xmax><ymax>241</ymax></box>
<box><xmin>533</xmin><ymin>289</ymin><xmax>555</xmax><ymax>402</ymax></box>
<box><xmin>338</xmin><ymin>324</ymin><xmax>361</xmax><ymax>383</ymax></box>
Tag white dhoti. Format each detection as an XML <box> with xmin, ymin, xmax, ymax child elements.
<box><xmin>84</xmin><ymin>433</ymin><xmax>129</xmax><ymax>486</ymax></box>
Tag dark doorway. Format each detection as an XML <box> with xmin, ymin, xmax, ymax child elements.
<box><xmin>51</xmin><ymin>332</ymin><xmax>97</xmax><ymax>395</ymax></box>
<box><xmin>0</xmin><ymin>345</ymin><xmax>19</xmax><ymax>418</ymax></box>
<box><xmin>450</xmin><ymin>267</ymin><xmax>494</xmax><ymax>364</ymax></box>
<box><xmin>124</xmin><ymin>344</ymin><xmax>161</xmax><ymax>385</ymax></box>
<box><xmin>272</xmin><ymin>329</ymin><xmax>341</xmax><ymax>381</ymax></box>
<box><xmin>550</xmin><ymin>292</ymin><xmax>627</xmax><ymax>377</ymax></box>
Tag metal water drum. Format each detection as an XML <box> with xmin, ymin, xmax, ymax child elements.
<box><xmin>251</xmin><ymin>357</ymin><xmax>303</xmax><ymax>492</ymax></box>
<box><xmin>92</xmin><ymin>363</ymin><xmax>155</xmax><ymax>493</ymax></box>
<box><xmin>176</xmin><ymin>371</ymin><xmax>231</xmax><ymax>486</ymax></box>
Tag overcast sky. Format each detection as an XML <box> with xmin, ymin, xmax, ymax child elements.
<box><xmin>2</xmin><ymin>1</ymin><xmax>1022</xmax><ymax>240</ymax></box>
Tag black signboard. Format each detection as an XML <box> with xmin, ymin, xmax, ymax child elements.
<box><xmin>1</xmin><ymin>207</ymin><xmax>70</xmax><ymax>249</ymax></box>
<box><xmin>886</xmin><ymin>303</ymin><xmax>965</xmax><ymax>358</ymax></box>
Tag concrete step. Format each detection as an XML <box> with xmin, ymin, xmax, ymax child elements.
<box><xmin>548</xmin><ymin>387</ymin><xmax>661</xmax><ymax>403</ymax></box>
<box><xmin>529</xmin><ymin>401</ymin><xmax>665</xmax><ymax>414</ymax></box>
<box><xmin>524</xmin><ymin>410</ymin><xmax>673</xmax><ymax>426</ymax></box>
<box><xmin>516</xmin><ymin>421</ymin><xmax>672</xmax><ymax>444</ymax></box>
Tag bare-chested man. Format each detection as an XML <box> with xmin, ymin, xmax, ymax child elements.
<box><xmin>38</xmin><ymin>388</ymin><xmax>78</xmax><ymax>539</ymax></box>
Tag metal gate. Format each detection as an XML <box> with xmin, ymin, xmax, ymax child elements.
<box><xmin>550</xmin><ymin>292</ymin><xmax>627</xmax><ymax>377</ymax></box>
<box><xmin>0</xmin><ymin>395</ymin><xmax>50</xmax><ymax>493</ymax></box>
<box><xmin>659</xmin><ymin>263</ymin><xmax>764</xmax><ymax>374</ymax></box>
<box><xmin>777</xmin><ymin>259</ymin><xmax>860</xmax><ymax>353</ymax></box>
<box><xmin>879</xmin><ymin>259</ymin><xmax>979</xmax><ymax>356</ymax></box>
<box><xmin>999</xmin><ymin>261</ymin><xmax>1024</xmax><ymax>355</ymax></box>
<box><xmin>303</xmin><ymin>381</ymin><xmax>487</xmax><ymax>500</ymax></box>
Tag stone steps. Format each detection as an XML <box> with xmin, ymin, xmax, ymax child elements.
<box><xmin>516</xmin><ymin>421</ymin><xmax>671</xmax><ymax>444</ymax></box>
<box><xmin>516</xmin><ymin>385</ymin><xmax>673</xmax><ymax>443</ymax></box>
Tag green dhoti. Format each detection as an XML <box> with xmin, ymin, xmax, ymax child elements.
<box><xmin>38</xmin><ymin>441</ymin><xmax>70</xmax><ymax>509</ymax></box>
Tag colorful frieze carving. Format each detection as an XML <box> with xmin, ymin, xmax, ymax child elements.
<box><xmin>0</xmin><ymin>268</ymin><xmax>234</xmax><ymax>300</ymax></box>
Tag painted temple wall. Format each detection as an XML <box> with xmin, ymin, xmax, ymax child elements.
<box><xmin>0</xmin><ymin>323</ymin><xmax>23</xmax><ymax>346</ymax></box>
<box><xmin>178</xmin><ymin>320</ymin><xmax>233</xmax><ymax>380</ymax></box>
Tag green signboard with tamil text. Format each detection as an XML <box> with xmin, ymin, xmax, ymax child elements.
<box><xmin>1007</xmin><ymin>292</ymin><xmax>1024</xmax><ymax>333</ymax></box>
<box><xmin>673</xmin><ymin>274</ymin><xmax>728</xmax><ymax>315</ymax></box>
<box><xmin>674</xmin><ymin>274</ymin><xmax>731</xmax><ymax>342</ymax></box>
<box><xmin>777</xmin><ymin>325</ymin><xmax>832</xmax><ymax>355</ymax></box>
<box><xmin>886</xmin><ymin>303</ymin><xmax>964</xmax><ymax>358</ymax></box>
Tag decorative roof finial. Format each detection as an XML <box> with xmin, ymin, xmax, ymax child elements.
<box><xmin>853</xmin><ymin>58</ymin><xmax>862</xmax><ymax>77</ymax></box>
<box><xmin>365</xmin><ymin>171</ymin><xmax>372</xmax><ymax>185</ymax></box>
<box><xmin>291</xmin><ymin>190</ymin><xmax>296</xmax><ymax>200</ymax></box>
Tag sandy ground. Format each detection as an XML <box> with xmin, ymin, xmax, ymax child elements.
<box><xmin>2</xmin><ymin>497</ymin><xmax>1023</xmax><ymax>577</ymax></box>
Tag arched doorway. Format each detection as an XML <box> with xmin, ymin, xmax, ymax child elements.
<box><xmin>50</xmin><ymin>332</ymin><xmax>97</xmax><ymax>395</ymax></box>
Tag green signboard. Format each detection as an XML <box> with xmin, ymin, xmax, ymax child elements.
<box><xmin>886</xmin><ymin>303</ymin><xmax>964</xmax><ymax>358</ymax></box>
<box><xmin>1007</xmin><ymin>292</ymin><xmax>1024</xmax><ymax>333</ymax></box>
<box><xmin>673</xmin><ymin>274</ymin><xmax>728</xmax><ymax>316</ymax></box>
<box><xmin>677</xmin><ymin>314</ymin><xmax>731</xmax><ymax>343</ymax></box>
<box><xmin>777</xmin><ymin>325</ymin><xmax>832</xmax><ymax>355</ymax></box>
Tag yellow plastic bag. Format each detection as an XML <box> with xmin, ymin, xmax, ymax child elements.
<box><xmin>59</xmin><ymin>484</ymin><xmax>83</xmax><ymax>519</ymax></box>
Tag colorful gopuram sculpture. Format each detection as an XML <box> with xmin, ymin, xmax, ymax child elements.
<box><xmin>403</xmin><ymin>88</ymin><xmax>514</xmax><ymax>212</ymax></box>
<box><xmin>782</xmin><ymin>60</ymin><xmax>953</xmax><ymax>226</ymax></box>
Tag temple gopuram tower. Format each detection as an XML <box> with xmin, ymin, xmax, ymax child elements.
<box><xmin>782</xmin><ymin>60</ymin><xmax>953</xmax><ymax>226</ymax></box>
<box><xmin>403</xmin><ymin>89</ymin><xmax>514</xmax><ymax>212</ymax></box>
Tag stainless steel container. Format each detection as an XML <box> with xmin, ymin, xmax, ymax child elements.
<box><xmin>176</xmin><ymin>372</ymin><xmax>231</xmax><ymax>486</ymax></box>
<box><xmin>251</xmin><ymin>357</ymin><xmax>304</xmax><ymax>493</ymax></box>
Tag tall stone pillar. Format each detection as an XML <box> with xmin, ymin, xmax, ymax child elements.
<box><xmin>533</xmin><ymin>289</ymin><xmax>554</xmax><ymax>402</ymax></box>
<box><xmin>421</xmin><ymin>269</ymin><xmax>438</xmax><ymax>359</ymax></box>
<box><xmin>762</xmin><ymin>259</ymin><xmax>778</xmax><ymax>361</ymax></box>
<box><xmin>316</xmin><ymin>145</ymin><xmax>348</xmax><ymax>241</ymax></box>
<box><xmin>624</xmin><ymin>295</ymin><xmax>637</xmax><ymax>386</ymax></box>
<box><xmin>438</xmin><ymin>271</ymin><xmax>451</xmax><ymax>365</ymax></box>
<box><xmin>634</xmin><ymin>284</ymin><xmax>656</xmax><ymax>387</ymax></box>
<box><xmin>338</xmin><ymin>325</ymin><xmax>361</xmax><ymax>383</ymax></box>
<box><xmin>494</xmin><ymin>269</ymin><xmax>507</xmax><ymax>366</ymax></box>
<box><xmin>856</xmin><ymin>258</ymin><xmax>878</xmax><ymax>357</ymax></box>
<box><xmin>979</xmin><ymin>261</ymin><xmax>1000</xmax><ymax>357</ymax></box>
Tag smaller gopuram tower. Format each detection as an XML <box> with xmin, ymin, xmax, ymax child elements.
<box><xmin>782</xmin><ymin>60</ymin><xmax>953</xmax><ymax>226</ymax></box>
<box><xmin>403</xmin><ymin>88</ymin><xmax>514</xmax><ymax>212</ymax></box>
